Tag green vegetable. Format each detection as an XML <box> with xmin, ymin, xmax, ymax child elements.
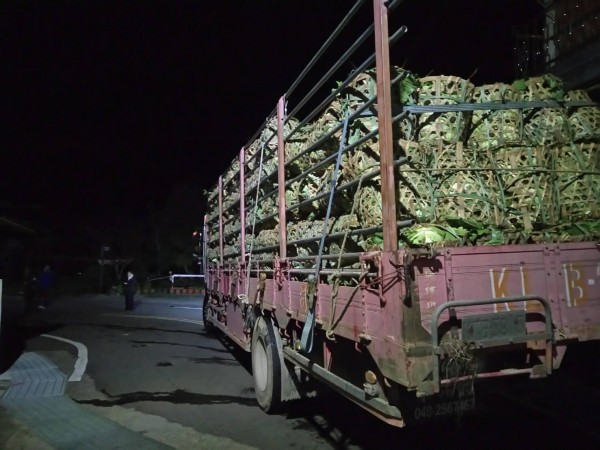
<box><xmin>401</xmin><ymin>225</ymin><xmax>448</xmax><ymax>245</ymax></box>
<box><xmin>512</xmin><ymin>79</ymin><xmax>527</xmax><ymax>92</ymax></box>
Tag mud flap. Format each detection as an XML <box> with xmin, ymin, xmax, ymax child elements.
<box><xmin>269</xmin><ymin>317</ymin><xmax>302</xmax><ymax>402</ymax></box>
<box><xmin>300</xmin><ymin>308</ymin><xmax>316</xmax><ymax>354</ymax></box>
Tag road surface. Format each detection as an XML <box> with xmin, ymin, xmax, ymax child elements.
<box><xmin>1</xmin><ymin>293</ymin><xmax>599</xmax><ymax>449</ymax></box>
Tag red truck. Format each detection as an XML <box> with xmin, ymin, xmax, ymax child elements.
<box><xmin>202</xmin><ymin>0</ymin><xmax>600</xmax><ymax>427</ymax></box>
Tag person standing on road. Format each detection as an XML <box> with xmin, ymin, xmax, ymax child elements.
<box><xmin>123</xmin><ymin>270</ymin><xmax>138</xmax><ymax>311</ymax></box>
<box><xmin>38</xmin><ymin>264</ymin><xmax>55</xmax><ymax>309</ymax></box>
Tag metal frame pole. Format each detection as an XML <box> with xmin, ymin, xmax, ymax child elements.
<box><xmin>239</xmin><ymin>148</ymin><xmax>247</xmax><ymax>296</ymax></box>
<box><xmin>218</xmin><ymin>175</ymin><xmax>224</xmax><ymax>267</ymax></box>
<box><xmin>373</xmin><ymin>0</ymin><xmax>398</xmax><ymax>251</ymax></box>
<box><xmin>277</xmin><ymin>96</ymin><xmax>288</xmax><ymax>259</ymax></box>
<box><xmin>202</xmin><ymin>214</ymin><xmax>208</xmax><ymax>285</ymax></box>
<box><xmin>239</xmin><ymin>148</ymin><xmax>246</xmax><ymax>263</ymax></box>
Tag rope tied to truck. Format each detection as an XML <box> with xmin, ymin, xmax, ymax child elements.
<box><xmin>440</xmin><ymin>334</ymin><xmax>477</xmax><ymax>398</ymax></box>
<box><xmin>326</xmin><ymin>166</ymin><xmax>366</xmax><ymax>341</ymax></box>
<box><xmin>300</xmin><ymin>116</ymin><xmax>350</xmax><ymax>353</ymax></box>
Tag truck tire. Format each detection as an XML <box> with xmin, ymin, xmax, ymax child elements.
<box><xmin>202</xmin><ymin>297</ymin><xmax>215</xmax><ymax>333</ymax></box>
<box><xmin>251</xmin><ymin>316</ymin><xmax>282</xmax><ymax>413</ymax></box>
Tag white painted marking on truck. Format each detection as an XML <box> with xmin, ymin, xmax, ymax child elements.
<box><xmin>563</xmin><ymin>264</ymin><xmax>572</xmax><ymax>308</ymax></box>
<box><xmin>489</xmin><ymin>269</ymin><xmax>497</xmax><ymax>312</ymax></box>
<box><xmin>41</xmin><ymin>334</ymin><xmax>88</xmax><ymax>382</ymax></box>
<box><xmin>519</xmin><ymin>266</ymin><xmax>527</xmax><ymax>309</ymax></box>
<box><xmin>490</xmin><ymin>268</ymin><xmax>507</xmax><ymax>312</ymax></box>
<box><xmin>425</xmin><ymin>301</ymin><xmax>437</xmax><ymax>310</ymax></box>
<box><xmin>564</xmin><ymin>264</ymin><xmax>586</xmax><ymax>307</ymax></box>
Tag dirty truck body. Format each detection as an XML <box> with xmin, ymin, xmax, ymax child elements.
<box><xmin>203</xmin><ymin>1</ymin><xmax>600</xmax><ymax>427</ymax></box>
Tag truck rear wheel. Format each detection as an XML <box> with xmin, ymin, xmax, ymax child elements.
<box><xmin>202</xmin><ymin>297</ymin><xmax>215</xmax><ymax>333</ymax></box>
<box><xmin>252</xmin><ymin>316</ymin><xmax>282</xmax><ymax>413</ymax></box>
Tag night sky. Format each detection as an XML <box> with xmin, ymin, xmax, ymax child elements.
<box><xmin>2</xmin><ymin>0</ymin><xmax>543</xmax><ymax>230</ymax></box>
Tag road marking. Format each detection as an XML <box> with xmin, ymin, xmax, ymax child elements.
<box><xmin>170</xmin><ymin>306</ymin><xmax>202</xmax><ymax>310</ymax></box>
<box><xmin>41</xmin><ymin>334</ymin><xmax>88</xmax><ymax>382</ymax></box>
<box><xmin>102</xmin><ymin>313</ymin><xmax>204</xmax><ymax>325</ymax></box>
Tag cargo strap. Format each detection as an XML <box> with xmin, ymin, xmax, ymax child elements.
<box><xmin>300</xmin><ymin>117</ymin><xmax>349</xmax><ymax>353</ymax></box>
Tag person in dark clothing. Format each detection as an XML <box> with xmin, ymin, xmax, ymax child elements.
<box><xmin>123</xmin><ymin>270</ymin><xmax>138</xmax><ymax>311</ymax></box>
<box><xmin>38</xmin><ymin>264</ymin><xmax>55</xmax><ymax>309</ymax></box>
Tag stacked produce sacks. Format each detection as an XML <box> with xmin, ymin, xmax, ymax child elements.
<box><xmin>206</xmin><ymin>70</ymin><xmax>599</xmax><ymax>267</ymax></box>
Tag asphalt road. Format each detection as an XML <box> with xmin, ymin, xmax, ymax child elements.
<box><xmin>1</xmin><ymin>293</ymin><xmax>600</xmax><ymax>450</ymax></box>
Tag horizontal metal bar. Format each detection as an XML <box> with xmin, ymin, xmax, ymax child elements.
<box><xmin>431</xmin><ymin>296</ymin><xmax>554</xmax><ymax>348</ymax></box>
<box><xmin>287</xmin><ymin>23</ymin><xmax>407</xmax><ymax>141</ymax></box>
<box><xmin>403</xmin><ymin>100</ymin><xmax>598</xmax><ymax>114</ymax></box>
<box><xmin>286</xmin><ymin>252</ymin><xmax>362</xmax><ymax>262</ymax></box>
<box><xmin>245</xmin><ymin>64</ymin><xmax>411</xmax><ymax>205</ymax></box>
<box><xmin>283</xmin><ymin>347</ymin><xmax>404</xmax><ymax>426</ymax></box>
<box><xmin>440</xmin><ymin>368</ymin><xmax>533</xmax><ymax>385</ymax></box>
<box><xmin>430</xmin><ymin>295</ymin><xmax>554</xmax><ymax>394</ymax></box>
<box><xmin>244</xmin><ymin>102</ymin><xmax>379</xmax><ymax>209</ymax></box>
<box><xmin>290</xmin><ymin>226</ymin><xmax>383</xmax><ymax>247</ymax></box>
<box><xmin>243</xmin><ymin>109</ymin><xmax>277</xmax><ymax>167</ymax></box>
<box><xmin>285</xmin><ymin>156</ymin><xmax>410</xmax><ymax>214</ymax></box>
<box><xmin>289</xmin><ymin>268</ymin><xmax>365</xmax><ymax>276</ymax></box>
<box><xmin>243</xmin><ymin>142</ymin><xmax>276</xmax><ymax>179</ymax></box>
<box><xmin>286</xmin><ymin>0</ymin><xmax>367</xmax><ymax>98</ymax></box>
<box><xmin>287</xmin><ymin>22</ymin><xmax>376</xmax><ymax>121</ymax></box>
<box><xmin>399</xmin><ymin>167</ymin><xmax>600</xmax><ymax>175</ymax></box>
<box><xmin>235</xmin><ymin>213</ymin><xmax>414</xmax><ymax>255</ymax></box>
<box><xmin>223</xmin><ymin>226</ymin><xmax>383</xmax><ymax>260</ymax></box>
<box><xmin>284</xmin><ymin>127</ymin><xmax>380</xmax><ymax>193</ymax></box>
<box><xmin>287</xmin><ymin>97</ymin><xmax>376</xmax><ymax>167</ymax></box>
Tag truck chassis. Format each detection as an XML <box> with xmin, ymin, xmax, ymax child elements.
<box><xmin>202</xmin><ymin>0</ymin><xmax>600</xmax><ymax>426</ymax></box>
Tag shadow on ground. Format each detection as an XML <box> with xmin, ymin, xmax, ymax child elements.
<box><xmin>0</xmin><ymin>297</ymin><xmax>64</xmax><ymax>373</ymax></box>
<box><xmin>214</xmin><ymin>326</ymin><xmax>600</xmax><ymax>450</ymax></box>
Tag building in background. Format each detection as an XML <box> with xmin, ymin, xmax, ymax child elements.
<box><xmin>516</xmin><ymin>0</ymin><xmax>600</xmax><ymax>94</ymax></box>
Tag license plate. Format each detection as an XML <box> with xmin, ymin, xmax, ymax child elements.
<box><xmin>412</xmin><ymin>383</ymin><xmax>475</xmax><ymax>421</ymax></box>
<box><xmin>462</xmin><ymin>310</ymin><xmax>526</xmax><ymax>343</ymax></box>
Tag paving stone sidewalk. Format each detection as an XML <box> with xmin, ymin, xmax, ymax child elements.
<box><xmin>0</xmin><ymin>351</ymin><xmax>172</xmax><ymax>450</ymax></box>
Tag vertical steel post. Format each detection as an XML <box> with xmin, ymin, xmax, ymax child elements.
<box><xmin>373</xmin><ymin>0</ymin><xmax>398</xmax><ymax>251</ymax></box>
<box><xmin>239</xmin><ymin>149</ymin><xmax>246</xmax><ymax>263</ymax></box>
<box><xmin>202</xmin><ymin>214</ymin><xmax>208</xmax><ymax>285</ymax></box>
<box><xmin>239</xmin><ymin>148</ymin><xmax>246</xmax><ymax>295</ymax></box>
<box><xmin>218</xmin><ymin>175</ymin><xmax>224</xmax><ymax>267</ymax></box>
<box><xmin>277</xmin><ymin>96</ymin><xmax>288</xmax><ymax>259</ymax></box>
